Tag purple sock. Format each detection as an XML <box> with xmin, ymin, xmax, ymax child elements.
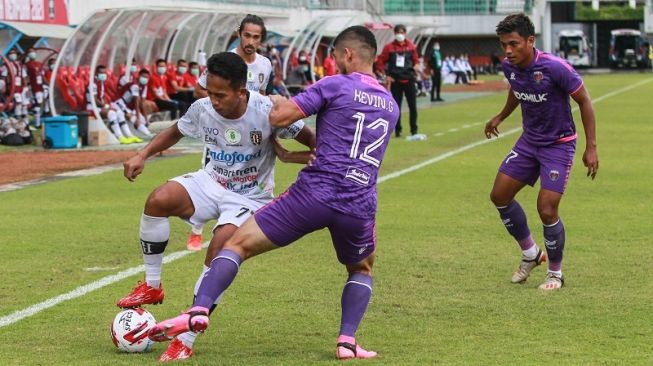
<box><xmin>497</xmin><ymin>201</ymin><xmax>532</xmax><ymax>246</ymax></box>
<box><xmin>543</xmin><ymin>219</ymin><xmax>565</xmax><ymax>272</ymax></box>
<box><xmin>339</xmin><ymin>273</ymin><xmax>373</xmax><ymax>337</ymax></box>
<box><xmin>194</xmin><ymin>249</ymin><xmax>241</xmax><ymax>309</ymax></box>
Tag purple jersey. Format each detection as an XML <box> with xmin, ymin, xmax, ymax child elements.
<box><xmin>291</xmin><ymin>72</ymin><xmax>399</xmax><ymax>219</ymax></box>
<box><xmin>502</xmin><ymin>49</ymin><xmax>583</xmax><ymax>146</ymax></box>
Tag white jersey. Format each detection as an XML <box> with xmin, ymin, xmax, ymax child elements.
<box><xmin>177</xmin><ymin>92</ymin><xmax>304</xmax><ymax>203</ymax></box>
<box><xmin>198</xmin><ymin>49</ymin><xmax>272</xmax><ymax>93</ymax></box>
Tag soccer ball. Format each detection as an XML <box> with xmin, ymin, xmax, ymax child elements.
<box><xmin>110</xmin><ymin>308</ymin><xmax>156</xmax><ymax>353</ymax></box>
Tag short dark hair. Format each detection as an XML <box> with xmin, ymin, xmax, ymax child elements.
<box><xmin>239</xmin><ymin>14</ymin><xmax>266</xmax><ymax>40</ymax></box>
<box><xmin>496</xmin><ymin>13</ymin><xmax>535</xmax><ymax>38</ymax></box>
<box><xmin>139</xmin><ymin>68</ymin><xmax>150</xmax><ymax>76</ymax></box>
<box><xmin>95</xmin><ymin>65</ymin><xmax>106</xmax><ymax>73</ymax></box>
<box><xmin>177</xmin><ymin>59</ymin><xmax>187</xmax><ymax>65</ymax></box>
<box><xmin>189</xmin><ymin>61</ymin><xmax>198</xmax><ymax>68</ymax></box>
<box><xmin>394</xmin><ymin>24</ymin><xmax>406</xmax><ymax>33</ymax></box>
<box><xmin>206</xmin><ymin>52</ymin><xmax>247</xmax><ymax>90</ymax></box>
<box><xmin>156</xmin><ymin>58</ymin><xmax>166</xmax><ymax>66</ymax></box>
<box><xmin>334</xmin><ymin>25</ymin><xmax>377</xmax><ymax>62</ymax></box>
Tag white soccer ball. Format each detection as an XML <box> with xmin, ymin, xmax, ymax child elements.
<box><xmin>110</xmin><ymin>308</ymin><xmax>156</xmax><ymax>353</ymax></box>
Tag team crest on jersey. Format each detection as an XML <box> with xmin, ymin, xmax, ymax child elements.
<box><xmin>225</xmin><ymin>128</ymin><xmax>242</xmax><ymax>145</ymax></box>
<box><xmin>510</xmin><ymin>72</ymin><xmax>515</xmax><ymax>80</ymax></box>
<box><xmin>250</xmin><ymin>130</ymin><xmax>262</xmax><ymax>145</ymax></box>
<box><xmin>533</xmin><ymin>71</ymin><xmax>543</xmax><ymax>83</ymax></box>
<box><xmin>247</xmin><ymin>70</ymin><xmax>254</xmax><ymax>81</ymax></box>
<box><xmin>549</xmin><ymin>169</ymin><xmax>560</xmax><ymax>181</ymax></box>
<box><xmin>258</xmin><ymin>73</ymin><xmax>264</xmax><ymax>83</ymax></box>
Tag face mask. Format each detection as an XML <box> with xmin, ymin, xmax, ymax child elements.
<box><xmin>178</xmin><ymin>66</ymin><xmax>187</xmax><ymax>74</ymax></box>
<box><xmin>48</xmin><ymin>63</ymin><xmax>55</xmax><ymax>70</ymax></box>
<box><xmin>190</xmin><ymin>68</ymin><xmax>200</xmax><ymax>76</ymax></box>
<box><xmin>157</xmin><ymin>66</ymin><xmax>166</xmax><ymax>75</ymax></box>
<box><xmin>139</xmin><ymin>76</ymin><xmax>149</xmax><ymax>85</ymax></box>
<box><xmin>130</xmin><ymin>65</ymin><xmax>137</xmax><ymax>73</ymax></box>
<box><xmin>302</xmin><ymin>65</ymin><xmax>309</xmax><ymax>72</ymax></box>
<box><xmin>434</xmin><ymin>43</ymin><xmax>440</xmax><ymax>51</ymax></box>
<box><xmin>8</xmin><ymin>54</ymin><xmax>17</xmax><ymax>61</ymax></box>
<box><xmin>395</xmin><ymin>33</ymin><xmax>405</xmax><ymax>43</ymax></box>
<box><xmin>97</xmin><ymin>73</ymin><xmax>107</xmax><ymax>81</ymax></box>
<box><xmin>28</xmin><ymin>52</ymin><xmax>37</xmax><ymax>60</ymax></box>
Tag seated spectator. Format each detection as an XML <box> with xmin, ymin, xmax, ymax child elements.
<box><xmin>148</xmin><ymin>59</ymin><xmax>185</xmax><ymax>119</ymax></box>
<box><xmin>114</xmin><ymin>68</ymin><xmax>154</xmax><ymax>138</ymax></box>
<box><xmin>87</xmin><ymin>65</ymin><xmax>141</xmax><ymax>144</ymax></box>
<box><xmin>167</xmin><ymin>59</ymin><xmax>194</xmax><ymax>107</ymax></box>
<box><xmin>183</xmin><ymin>61</ymin><xmax>200</xmax><ymax>87</ymax></box>
<box><xmin>453</xmin><ymin>55</ymin><xmax>469</xmax><ymax>84</ymax></box>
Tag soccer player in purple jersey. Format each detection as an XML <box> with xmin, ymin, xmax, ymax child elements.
<box><xmin>148</xmin><ymin>25</ymin><xmax>399</xmax><ymax>360</ymax></box>
<box><xmin>485</xmin><ymin>14</ymin><xmax>598</xmax><ymax>291</ymax></box>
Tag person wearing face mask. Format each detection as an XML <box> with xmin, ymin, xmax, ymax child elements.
<box><xmin>87</xmin><ymin>65</ymin><xmax>141</xmax><ymax>144</ymax></box>
<box><xmin>428</xmin><ymin>42</ymin><xmax>444</xmax><ymax>102</ymax></box>
<box><xmin>148</xmin><ymin>58</ymin><xmax>184</xmax><ymax>119</ymax></box>
<box><xmin>6</xmin><ymin>49</ymin><xmax>30</xmax><ymax>122</ymax></box>
<box><xmin>376</xmin><ymin>24</ymin><xmax>420</xmax><ymax>138</ymax></box>
<box><xmin>114</xmin><ymin>68</ymin><xmax>154</xmax><ymax>139</ymax></box>
<box><xmin>24</xmin><ymin>48</ymin><xmax>45</xmax><ymax>128</ymax></box>
<box><xmin>167</xmin><ymin>59</ymin><xmax>195</xmax><ymax>106</ymax></box>
<box><xmin>115</xmin><ymin>58</ymin><xmax>157</xmax><ymax>131</ymax></box>
<box><xmin>183</xmin><ymin>61</ymin><xmax>200</xmax><ymax>88</ymax></box>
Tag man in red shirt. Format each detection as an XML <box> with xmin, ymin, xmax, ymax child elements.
<box><xmin>148</xmin><ymin>59</ymin><xmax>185</xmax><ymax>119</ymax></box>
<box><xmin>375</xmin><ymin>24</ymin><xmax>420</xmax><ymax>138</ymax></box>
<box><xmin>167</xmin><ymin>59</ymin><xmax>194</xmax><ymax>107</ymax></box>
<box><xmin>323</xmin><ymin>48</ymin><xmax>337</xmax><ymax>76</ymax></box>
<box><xmin>183</xmin><ymin>62</ymin><xmax>200</xmax><ymax>87</ymax></box>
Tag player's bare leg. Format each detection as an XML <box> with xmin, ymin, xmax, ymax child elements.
<box><xmin>336</xmin><ymin>254</ymin><xmax>377</xmax><ymax>360</ymax></box>
<box><xmin>117</xmin><ymin>182</ymin><xmax>195</xmax><ymax>308</ymax></box>
<box><xmin>537</xmin><ymin>188</ymin><xmax>565</xmax><ymax>291</ymax></box>
<box><xmin>491</xmin><ymin>172</ymin><xmax>546</xmax><ymax>283</ymax></box>
<box><xmin>149</xmin><ymin>217</ymin><xmax>275</xmax><ymax>341</ymax></box>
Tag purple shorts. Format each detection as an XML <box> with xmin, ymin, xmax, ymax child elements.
<box><xmin>254</xmin><ymin>184</ymin><xmax>376</xmax><ymax>265</ymax></box>
<box><xmin>499</xmin><ymin>137</ymin><xmax>576</xmax><ymax>193</ymax></box>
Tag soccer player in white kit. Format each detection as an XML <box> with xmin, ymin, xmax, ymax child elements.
<box><xmin>188</xmin><ymin>14</ymin><xmax>273</xmax><ymax>250</ymax></box>
<box><xmin>117</xmin><ymin>52</ymin><xmax>315</xmax><ymax>360</ymax></box>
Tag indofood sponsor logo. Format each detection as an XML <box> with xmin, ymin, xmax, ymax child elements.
<box><xmin>208</xmin><ymin>149</ymin><xmax>261</xmax><ymax>167</ymax></box>
<box><xmin>512</xmin><ymin>90</ymin><xmax>548</xmax><ymax>103</ymax></box>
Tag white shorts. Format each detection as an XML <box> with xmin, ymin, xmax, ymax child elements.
<box><xmin>169</xmin><ymin>169</ymin><xmax>264</xmax><ymax>229</ymax></box>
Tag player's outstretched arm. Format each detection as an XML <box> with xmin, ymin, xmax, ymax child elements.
<box><xmin>571</xmin><ymin>85</ymin><xmax>598</xmax><ymax>179</ymax></box>
<box><xmin>269</xmin><ymin>96</ymin><xmax>305</xmax><ymax>128</ymax></box>
<box><xmin>123</xmin><ymin>123</ymin><xmax>184</xmax><ymax>182</ymax></box>
<box><xmin>485</xmin><ymin>88</ymin><xmax>519</xmax><ymax>138</ymax></box>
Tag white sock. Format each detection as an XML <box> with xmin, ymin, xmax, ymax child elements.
<box><xmin>110</xmin><ymin>122</ymin><xmax>124</xmax><ymax>138</ymax></box>
<box><xmin>178</xmin><ymin>265</ymin><xmax>225</xmax><ymax>349</ymax></box>
<box><xmin>140</xmin><ymin>214</ymin><xmax>170</xmax><ymax>288</ymax></box>
<box><xmin>120</xmin><ymin>123</ymin><xmax>135</xmax><ymax>138</ymax></box>
<box><xmin>523</xmin><ymin>245</ymin><xmax>538</xmax><ymax>259</ymax></box>
<box><xmin>191</xmin><ymin>224</ymin><xmax>203</xmax><ymax>236</ymax></box>
<box><xmin>548</xmin><ymin>270</ymin><xmax>562</xmax><ymax>277</ymax></box>
<box><xmin>137</xmin><ymin>123</ymin><xmax>153</xmax><ymax>137</ymax></box>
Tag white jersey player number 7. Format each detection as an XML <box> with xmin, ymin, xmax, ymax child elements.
<box><xmin>177</xmin><ymin>92</ymin><xmax>304</xmax><ymax>203</ymax></box>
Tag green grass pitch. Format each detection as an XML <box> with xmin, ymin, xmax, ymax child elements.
<box><xmin>0</xmin><ymin>73</ymin><xmax>651</xmax><ymax>365</ymax></box>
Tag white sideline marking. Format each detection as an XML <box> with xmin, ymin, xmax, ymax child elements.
<box><xmin>0</xmin><ymin>78</ymin><xmax>650</xmax><ymax>329</ymax></box>
<box><xmin>84</xmin><ymin>267</ymin><xmax>119</xmax><ymax>272</ymax></box>
<box><xmin>0</xmin><ymin>242</ymin><xmax>208</xmax><ymax>328</ymax></box>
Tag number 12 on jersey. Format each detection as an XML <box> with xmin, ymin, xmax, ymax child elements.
<box><xmin>349</xmin><ymin>112</ymin><xmax>389</xmax><ymax>168</ymax></box>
